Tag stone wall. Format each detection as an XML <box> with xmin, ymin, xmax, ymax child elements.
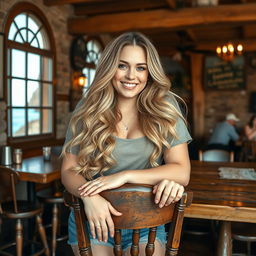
<box><xmin>0</xmin><ymin>0</ymin><xmax>73</xmax><ymax>145</ymax></box>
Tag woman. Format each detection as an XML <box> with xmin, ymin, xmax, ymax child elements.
<box><xmin>61</xmin><ymin>32</ymin><xmax>191</xmax><ymax>256</ymax></box>
<box><xmin>244</xmin><ymin>114</ymin><xmax>256</xmax><ymax>141</ymax></box>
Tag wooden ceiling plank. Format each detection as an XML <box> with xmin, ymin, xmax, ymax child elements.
<box><xmin>165</xmin><ymin>0</ymin><xmax>176</xmax><ymax>9</ymax></box>
<box><xmin>74</xmin><ymin>0</ymin><xmax>167</xmax><ymax>16</ymax></box>
<box><xmin>44</xmin><ymin>0</ymin><xmax>113</xmax><ymax>6</ymax></box>
<box><xmin>68</xmin><ymin>3</ymin><xmax>256</xmax><ymax>34</ymax></box>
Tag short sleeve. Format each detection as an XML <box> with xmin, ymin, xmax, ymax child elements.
<box><xmin>166</xmin><ymin>94</ymin><xmax>192</xmax><ymax>147</ymax></box>
<box><xmin>64</xmin><ymin>98</ymin><xmax>85</xmax><ymax>155</ymax></box>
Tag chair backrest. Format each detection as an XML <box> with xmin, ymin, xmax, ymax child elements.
<box><xmin>199</xmin><ymin>149</ymin><xmax>234</xmax><ymax>162</ymax></box>
<box><xmin>64</xmin><ymin>184</ymin><xmax>193</xmax><ymax>256</ymax></box>
<box><xmin>0</xmin><ymin>166</ymin><xmax>20</xmax><ymax>213</ymax></box>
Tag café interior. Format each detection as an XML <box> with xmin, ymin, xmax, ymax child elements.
<box><xmin>0</xmin><ymin>0</ymin><xmax>256</xmax><ymax>255</ymax></box>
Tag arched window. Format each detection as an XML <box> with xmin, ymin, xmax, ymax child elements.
<box><xmin>83</xmin><ymin>38</ymin><xmax>103</xmax><ymax>89</ymax></box>
<box><xmin>4</xmin><ymin>3</ymin><xmax>55</xmax><ymax>143</ymax></box>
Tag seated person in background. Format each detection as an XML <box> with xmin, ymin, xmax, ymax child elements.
<box><xmin>244</xmin><ymin>114</ymin><xmax>256</xmax><ymax>141</ymax></box>
<box><xmin>207</xmin><ymin>113</ymin><xmax>240</xmax><ymax>151</ymax></box>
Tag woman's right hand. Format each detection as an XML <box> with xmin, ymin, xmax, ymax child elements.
<box><xmin>81</xmin><ymin>194</ymin><xmax>122</xmax><ymax>242</ymax></box>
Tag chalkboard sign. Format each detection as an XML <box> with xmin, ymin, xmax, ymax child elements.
<box><xmin>204</xmin><ymin>56</ymin><xmax>245</xmax><ymax>90</ymax></box>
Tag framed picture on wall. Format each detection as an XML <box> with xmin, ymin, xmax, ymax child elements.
<box><xmin>204</xmin><ymin>55</ymin><xmax>245</xmax><ymax>90</ymax></box>
<box><xmin>0</xmin><ymin>33</ymin><xmax>4</xmax><ymax>99</ymax></box>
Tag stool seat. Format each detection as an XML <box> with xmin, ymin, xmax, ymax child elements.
<box><xmin>232</xmin><ymin>222</ymin><xmax>256</xmax><ymax>255</ymax></box>
<box><xmin>2</xmin><ymin>201</ymin><xmax>42</xmax><ymax>218</ymax></box>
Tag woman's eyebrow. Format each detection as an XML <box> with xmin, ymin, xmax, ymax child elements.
<box><xmin>119</xmin><ymin>60</ymin><xmax>147</xmax><ymax>66</ymax></box>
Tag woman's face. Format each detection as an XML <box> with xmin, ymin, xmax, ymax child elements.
<box><xmin>112</xmin><ymin>45</ymin><xmax>149</xmax><ymax>101</ymax></box>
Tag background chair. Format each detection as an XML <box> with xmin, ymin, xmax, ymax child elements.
<box><xmin>0</xmin><ymin>166</ymin><xmax>50</xmax><ymax>256</ymax></box>
<box><xmin>64</xmin><ymin>184</ymin><xmax>193</xmax><ymax>256</ymax></box>
<box><xmin>198</xmin><ymin>149</ymin><xmax>234</xmax><ymax>162</ymax></box>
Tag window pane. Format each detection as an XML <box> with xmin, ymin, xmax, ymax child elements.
<box><xmin>15</xmin><ymin>33</ymin><xmax>24</xmax><ymax>43</ymax></box>
<box><xmin>42</xmin><ymin>57</ymin><xmax>53</xmax><ymax>81</ymax></box>
<box><xmin>31</xmin><ymin>38</ymin><xmax>39</xmax><ymax>48</ymax></box>
<box><xmin>14</xmin><ymin>14</ymin><xmax>26</xmax><ymax>30</ymax></box>
<box><xmin>12</xmin><ymin>49</ymin><xmax>26</xmax><ymax>78</ymax></box>
<box><xmin>8</xmin><ymin>23</ymin><xmax>17</xmax><ymax>40</ymax></box>
<box><xmin>12</xmin><ymin>79</ymin><xmax>25</xmax><ymax>107</ymax></box>
<box><xmin>42</xmin><ymin>83</ymin><xmax>52</xmax><ymax>107</ymax></box>
<box><xmin>42</xmin><ymin>109</ymin><xmax>52</xmax><ymax>133</ymax></box>
<box><xmin>28</xmin><ymin>108</ymin><xmax>40</xmax><ymax>135</ymax></box>
<box><xmin>28</xmin><ymin>15</ymin><xmax>40</xmax><ymax>33</ymax></box>
<box><xmin>27</xmin><ymin>53</ymin><xmax>40</xmax><ymax>80</ymax></box>
<box><xmin>12</xmin><ymin>108</ymin><xmax>26</xmax><ymax>137</ymax></box>
<box><xmin>7</xmin><ymin>79</ymin><xmax>11</xmax><ymax>106</ymax></box>
<box><xmin>38</xmin><ymin>28</ymin><xmax>50</xmax><ymax>50</ymax></box>
<box><xmin>83</xmin><ymin>68</ymin><xmax>89</xmax><ymax>88</ymax></box>
<box><xmin>27</xmin><ymin>80</ymin><xmax>40</xmax><ymax>106</ymax></box>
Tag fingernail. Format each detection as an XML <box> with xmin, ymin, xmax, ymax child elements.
<box><xmin>155</xmin><ymin>200</ymin><xmax>159</xmax><ymax>204</ymax></box>
<box><xmin>159</xmin><ymin>204</ymin><xmax>163</xmax><ymax>208</ymax></box>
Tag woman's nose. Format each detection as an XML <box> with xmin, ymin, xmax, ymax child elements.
<box><xmin>126</xmin><ymin>68</ymin><xmax>135</xmax><ymax>80</ymax></box>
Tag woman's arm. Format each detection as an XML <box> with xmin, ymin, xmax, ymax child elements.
<box><xmin>79</xmin><ymin>143</ymin><xmax>190</xmax><ymax>196</ymax></box>
<box><xmin>61</xmin><ymin>153</ymin><xmax>122</xmax><ymax>241</ymax></box>
<box><xmin>61</xmin><ymin>153</ymin><xmax>87</xmax><ymax>197</ymax></box>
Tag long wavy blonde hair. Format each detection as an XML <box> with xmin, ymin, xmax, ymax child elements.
<box><xmin>63</xmin><ymin>32</ymin><xmax>186</xmax><ymax>179</ymax></box>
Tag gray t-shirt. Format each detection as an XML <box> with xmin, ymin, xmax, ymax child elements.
<box><xmin>64</xmin><ymin>96</ymin><xmax>192</xmax><ymax>176</ymax></box>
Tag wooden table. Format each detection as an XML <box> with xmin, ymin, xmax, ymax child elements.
<box><xmin>11</xmin><ymin>155</ymin><xmax>62</xmax><ymax>202</ymax></box>
<box><xmin>185</xmin><ymin>160</ymin><xmax>256</xmax><ymax>256</ymax></box>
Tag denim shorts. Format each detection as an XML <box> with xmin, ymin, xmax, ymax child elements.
<box><xmin>68</xmin><ymin>210</ymin><xmax>167</xmax><ymax>251</ymax></box>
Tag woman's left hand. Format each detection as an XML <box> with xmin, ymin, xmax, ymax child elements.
<box><xmin>153</xmin><ymin>179</ymin><xmax>184</xmax><ymax>208</ymax></box>
<box><xmin>78</xmin><ymin>172</ymin><xmax>127</xmax><ymax>196</ymax></box>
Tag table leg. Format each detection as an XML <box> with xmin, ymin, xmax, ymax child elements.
<box><xmin>217</xmin><ymin>221</ymin><xmax>232</xmax><ymax>256</ymax></box>
<box><xmin>27</xmin><ymin>182</ymin><xmax>36</xmax><ymax>253</ymax></box>
<box><xmin>27</xmin><ymin>182</ymin><xmax>36</xmax><ymax>203</ymax></box>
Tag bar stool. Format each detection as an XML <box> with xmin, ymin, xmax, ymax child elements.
<box><xmin>37</xmin><ymin>184</ymin><xmax>68</xmax><ymax>256</ymax></box>
<box><xmin>36</xmin><ymin>146</ymin><xmax>67</xmax><ymax>256</ymax></box>
<box><xmin>0</xmin><ymin>166</ymin><xmax>50</xmax><ymax>256</ymax></box>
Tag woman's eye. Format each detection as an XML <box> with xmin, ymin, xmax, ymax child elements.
<box><xmin>118</xmin><ymin>64</ymin><xmax>127</xmax><ymax>69</ymax></box>
<box><xmin>137</xmin><ymin>66</ymin><xmax>146</xmax><ymax>71</ymax></box>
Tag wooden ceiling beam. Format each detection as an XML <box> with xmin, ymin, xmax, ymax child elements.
<box><xmin>44</xmin><ymin>0</ymin><xmax>113</xmax><ymax>6</ymax></box>
<box><xmin>74</xmin><ymin>0</ymin><xmax>167</xmax><ymax>16</ymax></box>
<box><xmin>165</xmin><ymin>0</ymin><xmax>176</xmax><ymax>9</ymax></box>
<box><xmin>68</xmin><ymin>3</ymin><xmax>256</xmax><ymax>35</ymax></box>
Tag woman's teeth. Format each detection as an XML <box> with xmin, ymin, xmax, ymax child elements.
<box><xmin>122</xmin><ymin>83</ymin><xmax>136</xmax><ymax>88</ymax></box>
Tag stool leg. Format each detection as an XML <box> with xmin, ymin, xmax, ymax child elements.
<box><xmin>52</xmin><ymin>203</ymin><xmax>58</xmax><ymax>256</ymax></box>
<box><xmin>16</xmin><ymin>219</ymin><xmax>23</xmax><ymax>256</ymax></box>
<box><xmin>36</xmin><ymin>215</ymin><xmax>50</xmax><ymax>256</ymax></box>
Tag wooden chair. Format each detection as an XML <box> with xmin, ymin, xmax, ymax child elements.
<box><xmin>199</xmin><ymin>149</ymin><xmax>234</xmax><ymax>162</ymax></box>
<box><xmin>64</xmin><ymin>184</ymin><xmax>193</xmax><ymax>256</ymax></box>
<box><xmin>0</xmin><ymin>166</ymin><xmax>50</xmax><ymax>256</ymax></box>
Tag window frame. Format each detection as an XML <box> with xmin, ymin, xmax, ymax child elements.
<box><xmin>4</xmin><ymin>2</ymin><xmax>56</xmax><ymax>148</ymax></box>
